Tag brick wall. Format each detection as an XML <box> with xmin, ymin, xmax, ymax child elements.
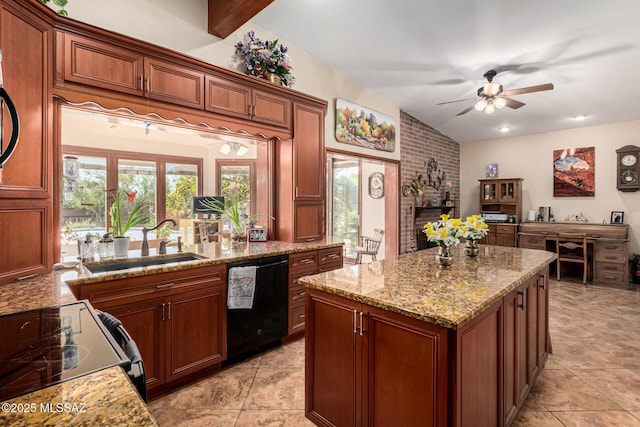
<box><xmin>400</xmin><ymin>111</ymin><xmax>460</xmax><ymax>253</ymax></box>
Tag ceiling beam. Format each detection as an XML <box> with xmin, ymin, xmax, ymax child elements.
<box><xmin>208</xmin><ymin>0</ymin><xmax>275</xmax><ymax>39</ymax></box>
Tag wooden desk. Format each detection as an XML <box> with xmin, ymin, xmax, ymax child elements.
<box><xmin>519</xmin><ymin>222</ymin><xmax>629</xmax><ymax>285</ymax></box>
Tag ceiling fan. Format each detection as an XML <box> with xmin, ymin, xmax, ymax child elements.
<box><xmin>438</xmin><ymin>69</ymin><xmax>554</xmax><ymax>116</ymax></box>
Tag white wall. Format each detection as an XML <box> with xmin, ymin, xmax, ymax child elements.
<box><xmin>61</xmin><ymin>0</ymin><xmax>401</xmax><ymax>162</ymax></box>
<box><xmin>361</xmin><ymin>162</ymin><xmax>386</xmax><ymax>260</ymax></box>
<box><xmin>461</xmin><ymin>120</ymin><xmax>640</xmax><ymax>254</ymax></box>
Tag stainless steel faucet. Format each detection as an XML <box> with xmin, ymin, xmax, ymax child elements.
<box><xmin>141</xmin><ymin>219</ymin><xmax>176</xmax><ymax>256</ymax></box>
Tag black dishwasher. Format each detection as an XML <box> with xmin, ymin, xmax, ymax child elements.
<box><xmin>225</xmin><ymin>255</ymin><xmax>289</xmax><ymax>364</ymax></box>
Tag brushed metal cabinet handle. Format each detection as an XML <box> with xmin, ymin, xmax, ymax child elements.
<box><xmin>167</xmin><ymin>302</ymin><xmax>171</xmax><ymax>319</ymax></box>
<box><xmin>359</xmin><ymin>312</ymin><xmax>365</xmax><ymax>336</ymax></box>
<box><xmin>161</xmin><ymin>303</ymin><xmax>165</xmax><ymax>321</ymax></box>
<box><xmin>353</xmin><ymin>309</ymin><xmax>358</xmax><ymax>334</ymax></box>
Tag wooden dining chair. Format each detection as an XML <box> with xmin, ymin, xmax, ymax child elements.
<box><xmin>555</xmin><ymin>232</ymin><xmax>588</xmax><ymax>284</ymax></box>
<box><xmin>355</xmin><ymin>228</ymin><xmax>385</xmax><ymax>264</ymax></box>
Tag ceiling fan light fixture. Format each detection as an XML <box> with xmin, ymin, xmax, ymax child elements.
<box><xmin>220</xmin><ymin>143</ymin><xmax>232</xmax><ymax>155</ymax></box>
<box><xmin>475</xmin><ymin>99</ymin><xmax>488</xmax><ymax>111</ymax></box>
<box><xmin>483</xmin><ymin>82</ymin><xmax>502</xmax><ymax>96</ymax></box>
<box><xmin>484</xmin><ymin>102</ymin><xmax>496</xmax><ymax>115</ymax></box>
<box><xmin>493</xmin><ymin>97</ymin><xmax>507</xmax><ymax>109</ymax></box>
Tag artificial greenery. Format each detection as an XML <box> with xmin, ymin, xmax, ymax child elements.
<box><xmin>40</xmin><ymin>0</ymin><xmax>68</xmax><ymax>16</ymax></box>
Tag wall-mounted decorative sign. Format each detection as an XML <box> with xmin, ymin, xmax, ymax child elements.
<box><xmin>335</xmin><ymin>98</ymin><xmax>396</xmax><ymax>152</ymax></box>
<box><xmin>553</xmin><ymin>147</ymin><xmax>595</xmax><ymax>197</ymax></box>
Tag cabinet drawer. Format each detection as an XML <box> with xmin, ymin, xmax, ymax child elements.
<box><xmin>288</xmin><ymin>300</ymin><xmax>306</xmax><ymax>334</ymax></box>
<box><xmin>596</xmin><ymin>241</ymin><xmax>626</xmax><ymax>255</ymax></box>
<box><xmin>289</xmin><ymin>251</ymin><xmax>318</xmax><ymax>271</ymax></box>
<box><xmin>496</xmin><ymin>225</ymin><xmax>516</xmax><ymax>235</ymax></box>
<box><xmin>595</xmin><ymin>251</ymin><xmax>626</xmax><ymax>263</ymax></box>
<box><xmin>318</xmin><ymin>261</ymin><xmax>343</xmax><ymax>273</ymax></box>
<box><xmin>318</xmin><ymin>246</ymin><xmax>343</xmax><ymax>266</ymax></box>
<box><xmin>289</xmin><ymin>269</ymin><xmax>315</xmax><ymax>302</ymax></box>
<box><xmin>78</xmin><ymin>265</ymin><xmax>226</xmax><ymax>307</ymax></box>
<box><xmin>595</xmin><ymin>266</ymin><xmax>625</xmax><ymax>283</ymax></box>
<box><xmin>519</xmin><ymin>234</ymin><xmax>546</xmax><ymax>250</ymax></box>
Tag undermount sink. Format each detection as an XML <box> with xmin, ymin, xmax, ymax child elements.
<box><xmin>84</xmin><ymin>253</ymin><xmax>205</xmax><ymax>274</ymax></box>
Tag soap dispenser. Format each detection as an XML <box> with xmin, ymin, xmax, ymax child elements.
<box><xmin>98</xmin><ymin>233</ymin><xmax>115</xmax><ymax>260</ymax></box>
<box><xmin>81</xmin><ymin>234</ymin><xmax>94</xmax><ymax>262</ymax></box>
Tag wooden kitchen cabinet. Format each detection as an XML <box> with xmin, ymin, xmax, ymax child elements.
<box><xmin>504</xmin><ymin>272</ymin><xmax>546</xmax><ymax>426</ymax></box>
<box><xmin>72</xmin><ymin>265</ymin><xmax>227</xmax><ymax>396</ymax></box>
<box><xmin>60</xmin><ymin>33</ymin><xmax>205</xmax><ymax>109</ymax></box>
<box><xmin>205</xmin><ymin>74</ymin><xmax>291</xmax><ymax>129</ymax></box>
<box><xmin>480</xmin><ymin>223</ymin><xmax>518</xmax><ymax>247</ymax></box>
<box><xmin>0</xmin><ymin>0</ymin><xmax>53</xmax><ymax>285</ymax></box>
<box><xmin>306</xmin><ymin>289</ymin><xmax>449</xmax><ymax>427</ymax></box>
<box><xmin>479</xmin><ymin>178</ymin><xmax>523</xmax><ymax>224</ymax></box>
<box><xmin>277</xmin><ymin>101</ymin><xmax>327</xmax><ymax>242</ymax></box>
<box><xmin>287</xmin><ymin>247</ymin><xmax>342</xmax><ymax>337</ymax></box>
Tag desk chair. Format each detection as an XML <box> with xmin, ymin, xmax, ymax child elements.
<box><xmin>555</xmin><ymin>232</ymin><xmax>588</xmax><ymax>284</ymax></box>
<box><xmin>355</xmin><ymin>228</ymin><xmax>384</xmax><ymax>264</ymax></box>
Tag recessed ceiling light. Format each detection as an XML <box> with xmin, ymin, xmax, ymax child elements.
<box><xmin>499</xmin><ymin>126</ymin><xmax>510</xmax><ymax>133</ymax></box>
<box><xmin>572</xmin><ymin>114</ymin><xmax>588</xmax><ymax>121</ymax></box>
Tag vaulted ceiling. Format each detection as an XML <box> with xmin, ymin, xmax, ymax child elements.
<box><xmin>251</xmin><ymin>0</ymin><xmax>640</xmax><ymax>143</ymax></box>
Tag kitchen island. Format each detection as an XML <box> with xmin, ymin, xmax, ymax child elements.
<box><xmin>300</xmin><ymin>245</ymin><xmax>556</xmax><ymax>427</ymax></box>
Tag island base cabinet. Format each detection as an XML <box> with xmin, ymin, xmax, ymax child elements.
<box><xmin>305</xmin><ymin>290</ymin><xmax>449</xmax><ymax>427</ymax></box>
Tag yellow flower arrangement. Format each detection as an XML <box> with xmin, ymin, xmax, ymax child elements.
<box><xmin>462</xmin><ymin>214</ymin><xmax>489</xmax><ymax>240</ymax></box>
<box><xmin>423</xmin><ymin>214</ymin><xmax>465</xmax><ymax>247</ymax></box>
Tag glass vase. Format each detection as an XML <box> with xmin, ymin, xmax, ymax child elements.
<box><xmin>465</xmin><ymin>239</ymin><xmax>479</xmax><ymax>257</ymax></box>
<box><xmin>437</xmin><ymin>245</ymin><xmax>453</xmax><ymax>267</ymax></box>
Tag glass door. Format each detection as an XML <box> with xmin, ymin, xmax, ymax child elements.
<box><xmin>329</xmin><ymin>157</ymin><xmax>360</xmax><ymax>259</ymax></box>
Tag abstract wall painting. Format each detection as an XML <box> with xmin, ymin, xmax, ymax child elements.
<box><xmin>335</xmin><ymin>98</ymin><xmax>396</xmax><ymax>152</ymax></box>
<box><xmin>553</xmin><ymin>147</ymin><xmax>595</xmax><ymax>197</ymax></box>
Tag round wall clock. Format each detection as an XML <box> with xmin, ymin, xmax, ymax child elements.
<box><xmin>368</xmin><ymin>172</ymin><xmax>384</xmax><ymax>199</ymax></box>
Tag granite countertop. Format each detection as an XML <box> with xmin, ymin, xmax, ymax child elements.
<box><xmin>0</xmin><ymin>367</ymin><xmax>156</xmax><ymax>426</ymax></box>
<box><xmin>299</xmin><ymin>245</ymin><xmax>556</xmax><ymax>330</ymax></box>
<box><xmin>64</xmin><ymin>237</ymin><xmax>344</xmax><ymax>286</ymax></box>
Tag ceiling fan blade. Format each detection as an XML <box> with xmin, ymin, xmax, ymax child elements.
<box><xmin>504</xmin><ymin>97</ymin><xmax>525</xmax><ymax>109</ymax></box>
<box><xmin>456</xmin><ymin>106</ymin><xmax>474</xmax><ymax>116</ymax></box>
<box><xmin>437</xmin><ymin>98</ymin><xmax>476</xmax><ymax>106</ymax></box>
<box><xmin>503</xmin><ymin>83</ymin><xmax>554</xmax><ymax>97</ymax></box>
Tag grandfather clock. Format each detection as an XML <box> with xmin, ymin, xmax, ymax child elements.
<box><xmin>616</xmin><ymin>145</ymin><xmax>640</xmax><ymax>192</ymax></box>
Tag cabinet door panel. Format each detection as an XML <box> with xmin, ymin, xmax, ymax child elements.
<box><xmin>105</xmin><ymin>298</ymin><xmax>165</xmax><ymax>390</ymax></box>
<box><xmin>0</xmin><ymin>202</ymin><xmax>50</xmax><ymax>284</ymax></box>
<box><xmin>252</xmin><ymin>88</ymin><xmax>291</xmax><ymax>128</ymax></box>
<box><xmin>145</xmin><ymin>58</ymin><xmax>204</xmax><ymax>109</ymax></box>
<box><xmin>504</xmin><ymin>291</ymin><xmax>518</xmax><ymax>425</ymax></box>
<box><xmin>527</xmin><ymin>278</ymin><xmax>540</xmax><ymax>382</ymax></box>
<box><xmin>306</xmin><ymin>292</ymin><xmax>359</xmax><ymax>426</ymax></box>
<box><xmin>537</xmin><ymin>271</ymin><xmax>549</xmax><ymax>366</ymax></box>
<box><xmin>64</xmin><ymin>34</ymin><xmax>143</xmax><ymax>96</ymax></box>
<box><xmin>0</xmin><ymin>5</ymin><xmax>50</xmax><ymax>195</ymax></box>
<box><xmin>166</xmin><ymin>287</ymin><xmax>226</xmax><ymax>381</ymax></box>
<box><xmin>293</xmin><ymin>103</ymin><xmax>324</xmax><ymax>200</ymax></box>
<box><xmin>294</xmin><ymin>201</ymin><xmax>323</xmax><ymax>242</ymax></box>
<box><xmin>367</xmin><ymin>310</ymin><xmax>448</xmax><ymax>427</ymax></box>
<box><xmin>205</xmin><ymin>74</ymin><xmax>251</xmax><ymax>119</ymax></box>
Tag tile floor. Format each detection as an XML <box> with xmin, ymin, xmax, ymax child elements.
<box><xmin>148</xmin><ymin>279</ymin><xmax>640</xmax><ymax>426</ymax></box>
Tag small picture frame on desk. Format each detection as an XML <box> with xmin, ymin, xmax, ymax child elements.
<box><xmin>611</xmin><ymin>211</ymin><xmax>624</xmax><ymax>224</ymax></box>
<box><xmin>444</xmin><ymin>200</ymin><xmax>455</xmax><ymax>207</ymax></box>
<box><xmin>247</xmin><ymin>228</ymin><xmax>268</xmax><ymax>242</ymax></box>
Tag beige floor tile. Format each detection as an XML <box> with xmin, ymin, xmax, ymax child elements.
<box><xmin>154</xmin><ymin>408</ymin><xmax>239</xmax><ymax>427</ymax></box>
<box><xmin>571</xmin><ymin>368</ymin><xmax>640</xmax><ymax>410</ymax></box>
<box><xmin>242</xmin><ymin>368</ymin><xmax>305</xmax><ymax>410</ymax></box>
<box><xmin>530</xmin><ymin>369</ymin><xmax>622</xmax><ymax>411</ymax></box>
<box><xmin>553</xmin><ymin>410</ymin><xmax>640</xmax><ymax>426</ymax></box>
<box><xmin>235</xmin><ymin>409</ymin><xmax>315</xmax><ymax>426</ymax></box>
<box><xmin>512</xmin><ymin>409</ymin><xmax>563</xmax><ymax>426</ymax></box>
<box><xmin>259</xmin><ymin>338</ymin><xmax>305</xmax><ymax>368</ymax></box>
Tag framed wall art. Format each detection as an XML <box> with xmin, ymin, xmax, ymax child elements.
<box><xmin>553</xmin><ymin>147</ymin><xmax>595</xmax><ymax>197</ymax></box>
<box><xmin>335</xmin><ymin>98</ymin><xmax>396</xmax><ymax>152</ymax></box>
<box><xmin>485</xmin><ymin>163</ymin><xmax>498</xmax><ymax>178</ymax></box>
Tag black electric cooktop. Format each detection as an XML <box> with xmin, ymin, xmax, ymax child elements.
<box><xmin>0</xmin><ymin>301</ymin><xmax>130</xmax><ymax>401</ymax></box>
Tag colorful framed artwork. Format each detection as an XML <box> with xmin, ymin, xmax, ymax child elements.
<box><xmin>247</xmin><ymin>228</ymin><xmax>268</xmax><ymax>242</ymax></box>
<box><xmin>335</xmin><ymin>98</ymin><xmax>396</xmax><ymax>152</ymax></box>
<box><xmin>553</xmin><ymin>147</ymin><xmax>595</xmax><ymax>197</ymax></box>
